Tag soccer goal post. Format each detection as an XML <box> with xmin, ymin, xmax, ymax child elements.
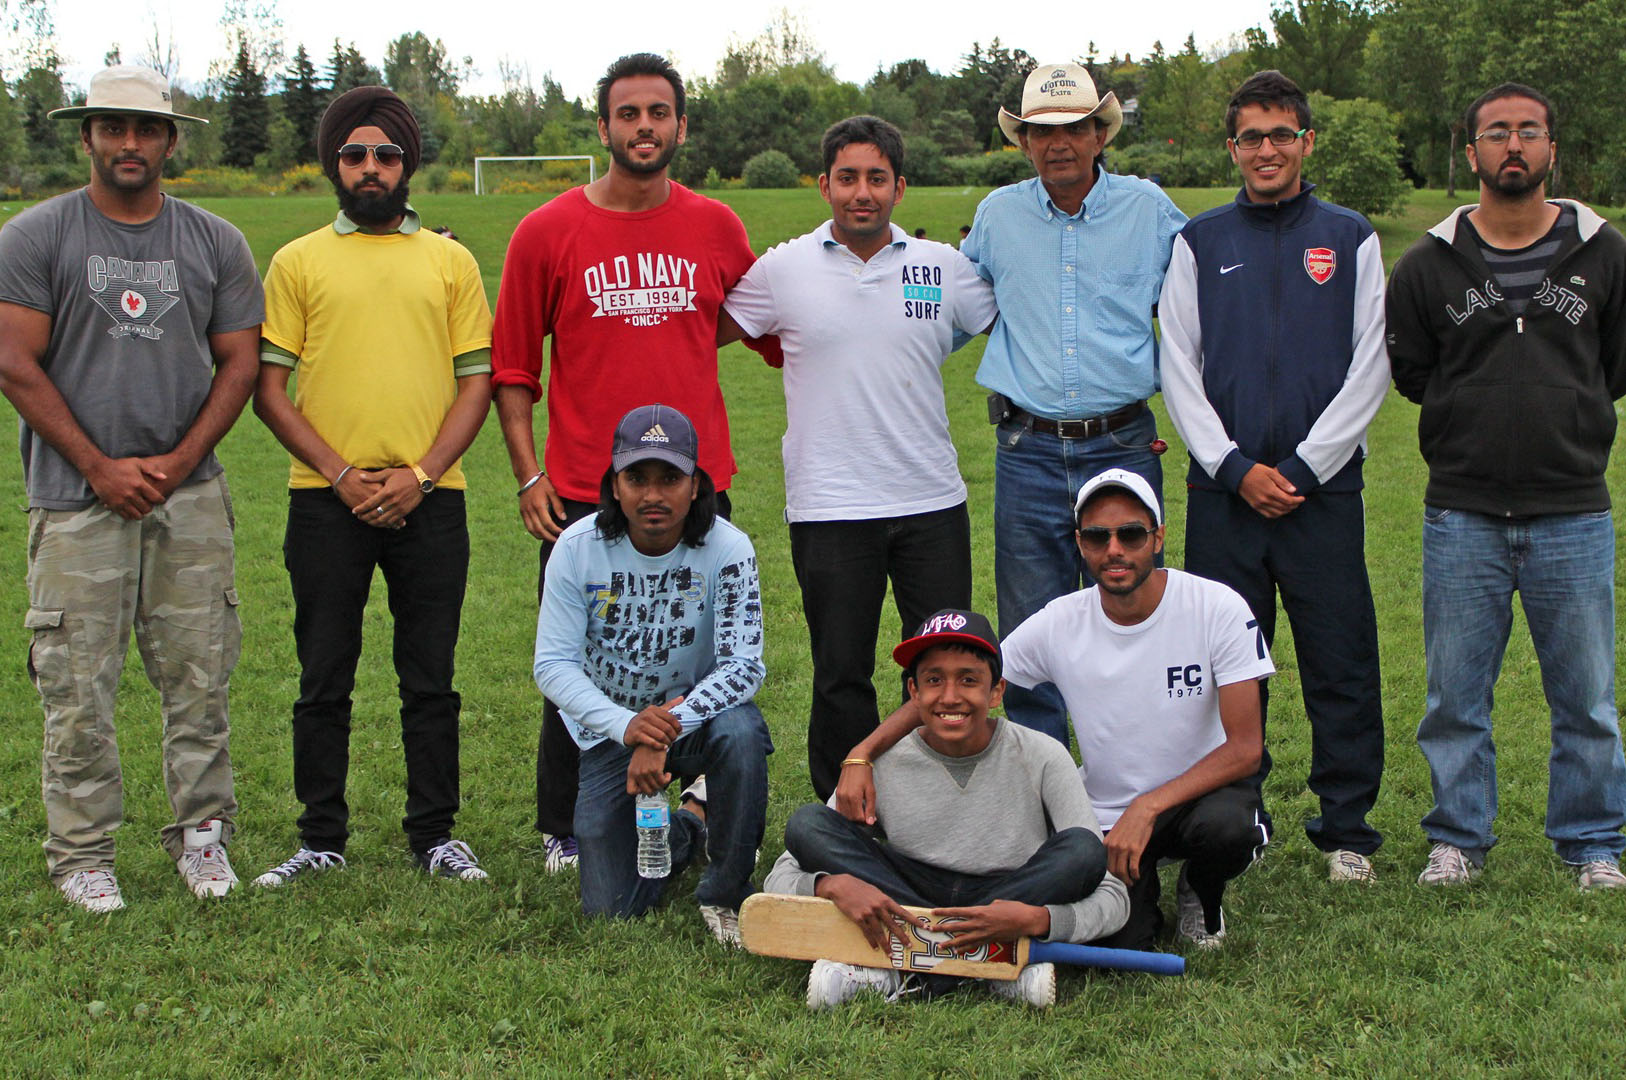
<box><xmin>473</xmin><ymin>155</ymin><xmax>597</xmax><ymax>194</ymax></box>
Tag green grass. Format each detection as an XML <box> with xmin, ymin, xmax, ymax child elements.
<box><xmin>1</xmin><ymin>185</ymin><xmax>1625</xmax><ymax>1077</ymax></box>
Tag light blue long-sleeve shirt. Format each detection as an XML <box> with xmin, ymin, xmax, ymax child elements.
<box><xmin>963</xmin><ymin>170</ymin><xmax>1187</xmax><ymax>419</ymax></box>
<box><xmin>533</xmin><ymin>514</ymin><xmax>765</xmax><ymax>751</ymax></box>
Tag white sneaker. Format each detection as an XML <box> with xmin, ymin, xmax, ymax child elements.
<box><xmin>60</xmin><ymin>868</ymin><xmax>125</xmax><ymax>913</ymax></box>
<box><xmin>419</xmin><ymin>838</ymin><xmax>489</xmax><ymax>881</ymax></box>
<box><xmin>986</xmin><ymin>962</ymin><xmax>1056</xmax><ymax>1008</ymax></box>
<box><xmin>805</xmin><ymin>959</ymin><xmax>904</xmax><ymax>1010</ymax></box>
<box><xmin>699</xmin><ymin>904</ymin><xmax>741</xmax><ymax>946</ymax></box>
<box><xmin>1327</xmin><ymin>849</ymin><xmax>1377</xmax><ymax>884</ymax></box>
<box><xmin>177</xmin><ymin>820</ymin><xmax>238</xmax><ymax>898</ymax></box>
<box><xmin>1575</xmin><ymin>860</ymin><xmax>1626</xmax><ymax>891</ymax></box>
<box><xmin>252</xmin><ymin>847</ymin><xmax>346</xmax><ymax>888</ymax></box>
<box><xmin>1417</xmin><ymin>842</ymin><xmax>1479</xmax><ymax>886</ymax></box>
<box><xmin>1176</xmin><ymin>867</ymin><xmax>1226</xmax><ymax>949</ymax></box>
<box><xmin>540</xmin><ymin>833</ymin><xmax>579</xmax><ymax>873</ymax></box>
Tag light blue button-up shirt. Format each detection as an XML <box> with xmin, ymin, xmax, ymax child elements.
<box><xmin>963</xmin><ymin>170</ymin><xmax>1187</xmax><ymax>419</ymax></box>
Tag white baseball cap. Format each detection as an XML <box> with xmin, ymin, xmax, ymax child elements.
<box><xmin>1074</xmin><ymin>468</ymin><xmax>1162</xmax><ymax>526</ymax></box>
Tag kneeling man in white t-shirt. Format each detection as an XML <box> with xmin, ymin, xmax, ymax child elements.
<box><xmin>839</xmin><ymin>468</ymin><xmax>1273</xmax><ymax>951</ymax></box>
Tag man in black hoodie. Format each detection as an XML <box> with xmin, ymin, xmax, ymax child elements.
<box><xmin>1386</xmin><ymin>82</ymin><xmax>1626</xmax><ymax>891</ymax></box>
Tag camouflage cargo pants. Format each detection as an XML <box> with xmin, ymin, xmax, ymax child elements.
<box><xmin>26</xmin><ymin>474</ymin><xmax>242</xmax><ymax>881</ymax></box>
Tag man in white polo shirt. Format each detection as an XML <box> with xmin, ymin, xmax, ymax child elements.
<box><xmin>721</xmin><ymin>114</ymin><xmax>997</xmax><ymax>802</ymax></box>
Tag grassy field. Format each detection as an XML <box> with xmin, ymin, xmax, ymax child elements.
<box><xmin>1</xmin><ymin>184</ymin><xmax>1624</xmax><ymax>1077</ymax></box>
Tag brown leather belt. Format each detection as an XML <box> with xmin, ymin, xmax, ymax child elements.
<box><xmin>1015</xmin><ymin>400</ymin><xmax>1146</xmax><ymax>439</ymax></box>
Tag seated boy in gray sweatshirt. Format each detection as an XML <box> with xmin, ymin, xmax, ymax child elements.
<box><xmin>764</xmin><ymin>608</ymin><xmax>1129</xmax><ymax>1008</ymax></box>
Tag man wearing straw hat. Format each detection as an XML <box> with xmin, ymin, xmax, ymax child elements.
<box><xmin>0</xmin><ymin>66</ymin><xmax>264</xmax><ymax>912</ymax></box>
<box><xmin>958</xmin><ymin>63</ymin><xmax>1186</xmax><ymax>749</ymax></box>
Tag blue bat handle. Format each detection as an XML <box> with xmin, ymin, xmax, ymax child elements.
<box><xmin>1028</xmin><ymin>941</ymin><xmax>1186</xmax><ymax>976</ymax></box>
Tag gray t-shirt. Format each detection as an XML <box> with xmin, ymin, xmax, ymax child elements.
<box><xmin>765</xmin><ymin>719</ymin><xmax>1131</xmax><ymax>944</ymax></box>
<box><xmin>0</xmin><ymin>189</ymin><xmax>264</xmax><ymax>509</ymax></box>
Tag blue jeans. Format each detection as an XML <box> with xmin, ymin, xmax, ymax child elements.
<box><xmin>993</xmin><ymin>409</ymin><xmax>1164</xmax><ymax>744</ymax></box>
<box><xmin>575</xmin><ymin>703</ymin><xmax>771</xmax><ymax>917</ymax></box>
<box><xmin>1419</xmin><ymin>508</ymin><xmax>1626</xmax><ymax>865</ymax></box>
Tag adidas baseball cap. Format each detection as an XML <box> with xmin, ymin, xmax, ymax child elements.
<box><xmin>611</xmin><ymin>403</ymin><xmax>699</xmax><ymax>475</ymax></box>
<box><xmin>1073</xmin><ymin>468</ymin><xmax>1163</xmax><ymax>526</ymax></box>
<box><xmin>892</xmin><ymin>609</ymin><xmax>1002</xmax><ymax>680</ymax></box>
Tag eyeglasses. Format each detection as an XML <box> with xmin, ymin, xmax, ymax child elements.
<box><xmin>1077</xmin><ymin>523</ymin><xmax>1155</xmax><ymax>552</ymax></box>
<box><xmin>337</xmin><ymin>142</ymin><xmax>404</xmax><ymax>168</ymax></box>
<box><xmin>1473</xmin><ymin>127</ymin><xmax>1549</xmax><ymax>145</ymax></box>
<box><xmin>1232</xmin><ymin>128</ymin><xmax>1307</xmax><ymax>151</ymax></box>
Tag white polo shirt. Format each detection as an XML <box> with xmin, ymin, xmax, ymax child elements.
<box><xmin>724</xmin><ymin>222</ymin><xmax>997</xmax><ymax>522</ymax></box>
<box><xmin>1001</xmin><ymin>569</ymin><xmax>1276</xmax><ymax>828</ymax></box>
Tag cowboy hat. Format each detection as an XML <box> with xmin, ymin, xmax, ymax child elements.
<box><xmin>998</xmin><ymin>62</ymin><xmax>1121</xmax><ymax>147</ymax></box>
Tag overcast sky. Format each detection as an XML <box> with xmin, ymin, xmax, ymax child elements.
<box><xmin>54</xmin><ymin>1</ymin><xmax>1277</xmax><ymax>101</ymax></box>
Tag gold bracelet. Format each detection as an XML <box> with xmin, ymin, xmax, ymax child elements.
<box><xmin>841</xmin><ymin>757</ymin><xmax>872</xmax><ymax>769</ymax></box>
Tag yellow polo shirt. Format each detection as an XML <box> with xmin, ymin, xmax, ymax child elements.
<box><xmin>261</xmin><ymin>212</ymin><xmax>492</xmax><ymax>489</ymax></box>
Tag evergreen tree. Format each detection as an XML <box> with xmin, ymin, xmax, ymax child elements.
<box><xmin>220</xmin><ymin>33</ymin><xmax>268</xmax><ymax>168</ymax></box>
<box><xmin>281</xmin><ymin>43</ymin><xmax>322</xmax><ymax>163</ymax></box>
<box><xmin>326</xmin><ymin>40</ymin><xmax>380</xmax><ymax>98</ymax></box>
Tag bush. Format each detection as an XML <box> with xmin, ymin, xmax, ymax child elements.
<box><xmin>275</xmin><ymin>163</ymin><xmax>326</xmax><ymax>195</ymax></box>
<box><xmin>162</xmin><ymin>167</ymin><xmax>269</xmax><ymax>197</ymax></box>
<box><xmin>941</xmin><ymin>149</ymin><xmax>1034</xmax><ymax>188</ymax></box>
<box><xmin>702</xmin><ymin>166</ymin><xmax>722</xmax><ymax>190</ymax></box>
<box><xmin>1109</xmin><ymin>142</ymin><xmax>1231</xmax><ymax>187</ymax></box>
<box><xmin>741</xmin><ymin>149</ymin><xmax>800</xmax><ymax>189</ymax></box>
<box><xmin>1305</xmin><ymin>94</ymin><xmax>1409</xmax><ymax>219</ymax></box>
<box><xmin>444</xmin><ymin>169</ymin><xmax>474</xmax><ymax>193</ymax></box>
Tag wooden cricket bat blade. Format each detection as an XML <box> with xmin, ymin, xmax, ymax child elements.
<box><xmin>740</xmin><ymin>893</ymin><xmax>1027</xmax><ymax>979</ymax></box>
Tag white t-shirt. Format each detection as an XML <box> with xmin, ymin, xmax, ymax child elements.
<box><xmin>1001</xmin><ymin>569</ymin><xmax>1275</xmax><ymax>828</ymax></box>
<box><xmin>723</xmin><ymin>221</ymin><xmax>997</xmax><ymax>522</ymax></box>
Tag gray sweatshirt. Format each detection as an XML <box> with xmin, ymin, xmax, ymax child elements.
<box><xmin>765</xmin><ymin>719</ymin><xmax>1130</xmax><ymax>943</ymax></box>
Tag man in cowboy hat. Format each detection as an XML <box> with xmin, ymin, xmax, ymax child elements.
<box><xmin>957</xmin><ymin>63</ymin><xmax>1186</xmax><ymax>751</ymax></box>
<box><xmin>251</xmin><ymin>85</ymin><xmax>495</xmax><ymax>887</ymax></box>
<box><xmin>0</xmin><ymin>65</ymin><xmax>264</xmax><ymax>911</ymax></box>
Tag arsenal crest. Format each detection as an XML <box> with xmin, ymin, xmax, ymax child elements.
<box><xmin>1304</xmin><ymin>247</ymin><xmax>1336</xmax><ymax>285</ymax></box>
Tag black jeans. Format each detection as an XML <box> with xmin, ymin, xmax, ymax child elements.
<box><xmin>783</xmin><ymin>803</ymin><xmax>1105</xmax><ymax>908</ymax></box>
<box><xmin>533</xmin><ymin>492</ymin><xmax>731</xmax><ymax>838</ymax></box>
<box><xmin>789</xmin><ymin>503</ymin><xmax>972</xmax><ymax>802</ymax></box>
<box><xmin>1184</xmin><ymin>488</ymin><xmax>1384</xmax><ymax>854</ymax></box>
<box><xmin>284</xmin><ymin>488</ymin><xmax>468</xmax><ymax>856</ymax></box>
<box><xmin>1093</xmin><ymin>780</ymin><xmax>1270</xmax><ymax>951</ymax></box>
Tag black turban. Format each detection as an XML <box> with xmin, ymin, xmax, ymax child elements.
<box><xmin>317</xmin><ymin>86</ymin><xmax>422</xmax><ymax>181</ymax></box>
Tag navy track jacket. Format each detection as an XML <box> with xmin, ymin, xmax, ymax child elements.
<box><xmin>1159</xmin><ymin>183</ymin><xmax>1390</xmax><ymax>496</ymax></box>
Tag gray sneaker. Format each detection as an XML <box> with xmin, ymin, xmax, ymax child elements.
<box><xmin>1417</xmin><ymin>842</ymin><xmax>1479</xmax><ymax>886</ymax></box>
<box><xmin>1176</xmin><ymin>867</ymin><xmax>1226</xmax><ymax>949</ymax></box>
<box><xmin>1327</xmin><ymin>849</ymin><xmax>1377</xmax><ymax>884</ymax></box>
<box><xmin>1575</xmin><ymin>859</ymin><xmax>1626</xmax><ymax>891</ymax></box>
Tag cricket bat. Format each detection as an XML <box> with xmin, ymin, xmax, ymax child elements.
<box><xmin>739</xmin><ymin>893</ymin><xmax>1185</xmax><ymax>978</ymax></box>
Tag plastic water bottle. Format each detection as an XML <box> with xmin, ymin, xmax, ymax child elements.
<box><xmin>635</xmin><ymin>792</ymin><xmax>671</xmax><ymax>879</ymax></box>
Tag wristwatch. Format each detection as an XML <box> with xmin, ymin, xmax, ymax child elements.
<box><xmin>410</xmin><ymin>463</ymin><xmax>435</xmax><ymax>494</ymax></box>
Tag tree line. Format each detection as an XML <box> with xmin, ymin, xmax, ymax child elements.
<box><xmin>3</xmin><ymin>1</ymin><xmax>1623</xmax><ymax>211</ymax></box>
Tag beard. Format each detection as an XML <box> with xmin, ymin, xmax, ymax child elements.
<box><xmin>1477</xmin><ymin>153</ymin><xmax>1549</xmax><ymax>197</ymax></box>
<box><xmin>608</xmin><ymin>137</ymin><xmax>679</xmax><ymax>176</ymax></box>
<box><xmin>336</xmin><ymin>176</ymin><xmax>411</xmax><ymax>225</ymax></box>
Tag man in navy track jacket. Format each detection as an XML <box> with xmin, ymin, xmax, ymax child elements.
<box><xmin>1159</xmin><ymin>70</ymin><xmax>1391</xmax><ymax>884</ymax></box>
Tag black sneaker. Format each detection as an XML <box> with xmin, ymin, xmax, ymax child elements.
<box><xmin>415</xmin><ymin>838</ymin><xmax>489</xmax><ymax>881</ymax></box>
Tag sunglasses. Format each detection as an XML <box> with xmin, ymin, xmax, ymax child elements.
<box><xmin>337</xmin><ymin>142</ymin><xmax>404</xmax><ymax>168</ymax></box>
<box><xmin>1077</xmin><ymin>523</ymin><xmax>1155</xmax><ymax>552</ymax></box>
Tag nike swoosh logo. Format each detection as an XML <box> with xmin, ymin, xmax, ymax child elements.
<box><xmin>1220</xmin><ymin>264</ymin><xmax>1244</xmax><ymax>275</ymax></box>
